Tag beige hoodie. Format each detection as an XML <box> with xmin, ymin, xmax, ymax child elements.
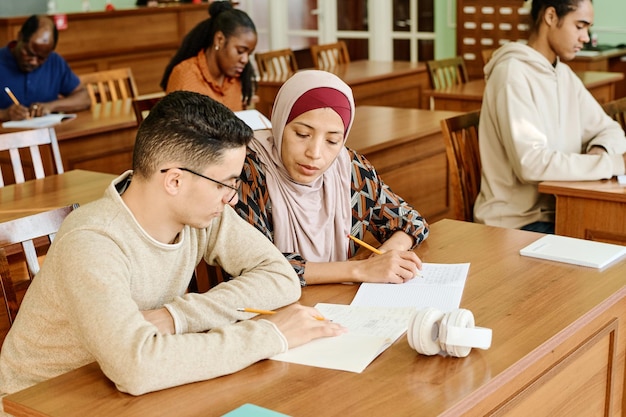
<box><xmin>474</xmin><ymin>42</ymin><xmax>626</xmax><ymax>229</ymax></box>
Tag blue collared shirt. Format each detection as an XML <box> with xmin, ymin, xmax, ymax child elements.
<box><xmin>0</xmin><ymin>41</ymin><xmax>80</xmax><ymax>109</ymax></box>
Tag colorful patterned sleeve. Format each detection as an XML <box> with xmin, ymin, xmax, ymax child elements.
<box><xmin>235</xmin><ymin>148</ymin><xmax>307</xmax><ymax>286</ymax></box>
<box><xmin>347</xmin><ymin>148</ymin><xmax>429</xmax><ymax>255</ymax></box>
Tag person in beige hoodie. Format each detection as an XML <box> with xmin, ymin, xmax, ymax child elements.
<box><xmin>0</xmin><ymin>91</ymin><xmax>346</xmax><ymax>410</ymax></box>
<box><xmin>474</xmin><ymin>0</ymin><xmax>626</xmax><ymax>232</ymax></box>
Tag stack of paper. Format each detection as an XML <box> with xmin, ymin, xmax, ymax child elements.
<box><xmin>271</xmin><ymin>263</ymin><xmax>471</xmax><ymax>373</ymax></box>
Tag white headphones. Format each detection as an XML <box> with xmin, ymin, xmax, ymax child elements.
<box><xmin>407</xmin><ymin>308</ymin><xmax>492</xmax><ymax>358</ymax></box>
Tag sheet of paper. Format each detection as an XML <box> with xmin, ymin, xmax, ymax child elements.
<box><xmin>1</xmin><ymin>113</ymin><xmax>76</xmax><ymax>129</ymax></box>
<box><xmin>271</xmin><ymin>303</ymin><xmax>415</xmax><ymax>373</ymax></box>
<box><xmin>234</xmin><ymin>109</ymin><xmax>271</xmax><ymax>130</ymax></box>
<box><xmin>350</xmin><ymin>263</ymin><xmax>470</xmax><ymax>311</ymax></box>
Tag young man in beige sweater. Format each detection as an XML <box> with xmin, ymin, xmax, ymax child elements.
<box><xmin>0</xmin><ymin>91</ymin><xmax>346</xmax><ymax>404</ymax></box>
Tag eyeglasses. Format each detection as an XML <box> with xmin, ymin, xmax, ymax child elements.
<box><xmin>160</xmin><ymin>167</ymin><xmax>241</xmax><ymax>203</ymax></box>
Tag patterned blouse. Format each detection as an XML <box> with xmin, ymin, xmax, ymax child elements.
<box><xmin>235</xmin><ymin>147</ymin><xmax>429</xmax><ymax>286</ymax></box>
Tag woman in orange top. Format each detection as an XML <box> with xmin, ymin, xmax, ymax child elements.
<box><xmin>160</xmin><ymin>1</ymin><xmax>257</xmax><ymax>111</ymax></box>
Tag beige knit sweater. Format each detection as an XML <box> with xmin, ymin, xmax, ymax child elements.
<box><xmin>0</xmin><ymin>173</ymin><xmax>300</xmax><ymax>399</ymax></box>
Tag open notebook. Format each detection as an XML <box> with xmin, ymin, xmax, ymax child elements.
<box><xmin>520</xmin><ymin>234</ymin><xmax>626</xmax><ymax>269</ymax></box>
<box><xmin>2</xmin><ymin>113</ymin><xmax>76</xmax><ymax>129</ymax></box>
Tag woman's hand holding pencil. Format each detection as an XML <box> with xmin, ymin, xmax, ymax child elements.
<box><xmin>347</xmin><ymin>234</ymin><xmax>423</xmax><ymax>283</ymax></box>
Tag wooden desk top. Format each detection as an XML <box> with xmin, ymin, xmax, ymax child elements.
<box><xmin>425</xmin><ymin>70</ymin><xmax>624</xmax><ymax>99</ymax></box>
<box><xmin>573</xmin><ymin>48</ymin><xmax>626</xmax><ymax>62</ymax></box>
<box><xmin>0</xmin><ymin>170</ymin><xmax>115</xmax><ymax>222</ymax></box>
<box><xmin>539</xmin><ymin>177</ymin><xmax>626</xmax><ymax>204</ymax></box>
<box><xmin>54</xmin><ymin>100</ymin><xmax>137</xmax><ymax>141</ymax></box>
<box><xmin>0</xmin><ymin>100</ymin><xmax>138</xmax><ymax>142</ymax></box>
<box><xmin>5</xmin><ymin>219</ymin><xmax>626</xmax><ymax>417</ymax></box>
<box><xmin>346</xmin><ymin>106</ymin><xmax>461</xmax><ymax>153</ymax></box>
<box><xmin>258</xmin><ymin>60</ymin><xmax>427</xmax><ymax>86</ymax></box>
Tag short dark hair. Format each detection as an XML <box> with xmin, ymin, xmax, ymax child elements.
<box><xmin>19</xmin><ymin>15</ymin><xmax>59</xmax><ymax>47</ymax></box>
<box><xmin>527</xmin><ymin>0</ymin><xmax>590</xmax><ymax>31</ymax></box>
<box><xmin>132</xmin><ymin>91</ymin><xmax>253</xmax><ymax>179</ymax></box>
<box><xmin>160</xmin><ymin>2</ymin><xmax>257</xmax><ymax>105</ymax></box>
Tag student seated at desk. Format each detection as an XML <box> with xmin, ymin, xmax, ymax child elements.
<box><xmin>160</xmin><ymin>1</ymin><xmax>257</xmax><ymax>111</ymax></box>
<box><xmin>0</xmin><ymin>91</ymin><xmax>345</xmax><ymax>404</ymax></box>
<box><xmin>235</xmin><ymin>70</ymin><xmax>428</xmax><ymax>286</ymax></box>
<box><xmin>474</xmin><ymin>0</ymin><xmax>626</xmax><ymax>233</ymax></box>
<box><xmin>0</xmin><ymin>15</ymin><xmax>90</xmax><ymax>122</ymax></box>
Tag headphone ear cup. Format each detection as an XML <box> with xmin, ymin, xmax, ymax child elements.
<box><xmin>439</xmin><ymin>309</ymin><xmax>475</xmax><ymax>358</ymax></box>
<box><xmin>408</xmin><ymin>308</ymin><xmax>445</xmax><ymax>356</ymax></box>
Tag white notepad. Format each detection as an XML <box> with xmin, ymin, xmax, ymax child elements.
<box><xmin>2</xmin><ymin>113</ymin><xmax>76</xmax><ymax>128</ymax></box>
<box><xmin>234</xmin><ymin>109</ymin><xmax>271</xmax><ymax>130</ymax></box>
<box><xmin>520</xmin><ymin>234</ymin><xmax>626</xmax><ymax>269</ymax></box>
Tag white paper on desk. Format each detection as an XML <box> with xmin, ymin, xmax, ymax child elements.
<box><xmin>234</xmin><ymin>109</ymin><xmax>271</xmax><ymax>130</ymax></box>
<box><xmin>1</xmin><ymin>113</ymin><xmax>76</xmax><ymax>128</ymax></box>
<box><xmin>271</xmin><ymin>303</ymin><xmax>415</xmax><ymax>373</ymax></box>
<box><xmin>350</xmin><ymin>263</ymin><xmax>470</xmax><ymax>311</ymax></box>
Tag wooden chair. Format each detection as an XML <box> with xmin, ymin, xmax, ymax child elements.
<box><xmin>426</xmin><ymin>56</ymin><xmax>469</xmax><ymax>90</ymax></box>
<box><xmin>440</xmin><ymin>110</ymin><xmax>481</xmax><ymax>222</ymax></box>
<box><xmin>132</xmin><ymin>92</ymin><xmax>166</xmax><ymax>124</ymax></box>
<box><xmin>602</xmin><ymin>96</ymin><xmax>626</xmax><ymax>131</ymax></box>
<box><xmin>0</xmin><ymin>128</ymin><xmax>64</xmax><ymax>187</ymax></box>
<box><xmin>255</xmin><ymin>49</ymin><xmax>298</xmax><ymax>81</ymax></box>
<box><xmin>310</xmin><ymin>41</ymin><xmax>350</xmax><ymax>70</ymax></box>
<box><xmin>79</xmin><ymin>67</ymin><xmax>139</xmax><ymax>107</ymax></box>
<box><xmin>481</xmin><ymin>48</ymin><xmax>496</xmax><ymax>66</ymax></box>
<box><xmin>0</xmin><ymin>204</ymin><xmax>78</xmax><ymax>326</ymax></box>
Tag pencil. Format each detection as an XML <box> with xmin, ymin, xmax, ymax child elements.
<box><xmin>347</xmin><ymin>234</ymin><xmax>423</xmax><ymax>278</ymax></box>
<box><xmin>347</xmin><ymin>234</ymin><xmax>383</xmax><ymax>255</ymax></box>
<box><xmin>237</xmin><ymin>307</ymin><xmax>326</xmax><ymax>321</ymax></box>
<box><xmin>237</xmin><ymin>307</ymin><xmax>276</xmax><ymax>315</ymax></box>
<box><xmin>4</xmin><ymin>87</ymin><xmax>20</xmax><ymax>106</ymax></box>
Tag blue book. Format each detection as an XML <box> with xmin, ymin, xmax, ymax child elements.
<box><xmin>221</xmin><ymin>403</ymin><xmax>291</xmax><ymax>417</ymax></box>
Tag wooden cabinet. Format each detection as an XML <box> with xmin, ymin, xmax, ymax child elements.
<box><xmin>0</xmin><ymin>4</ymin><xmax>208</xmax><ymax>94</ymax></box>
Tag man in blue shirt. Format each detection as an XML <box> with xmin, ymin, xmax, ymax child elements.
<box><xmin>0</xmin><ymin>15</ymin><xmax>90</xmax><ymax>122</ymax></box>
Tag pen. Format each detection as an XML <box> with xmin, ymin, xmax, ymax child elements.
<box><xmin>347</xmin><ymin>234</ymin><xmax>423</xmax><ymax>278</ymax></box>
<box><xmin>237</xmin><ymin>307</ymin><xmax>326</xmax><ymax>321</ymax></box>
<box><xmin>4</xmin><ymin>87</ymin><xmax>20</xmax><ymax>106</ymax></box>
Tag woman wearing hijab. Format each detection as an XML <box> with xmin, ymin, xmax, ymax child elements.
<box><xmin>235</xmin><ymin>70</ymin><xmax>428</xmax><ymax>286</ymax></box>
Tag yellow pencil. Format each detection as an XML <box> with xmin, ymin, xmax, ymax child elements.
<box><xmin>237</xmin><ymin>307</ymin><xmax>276</xmax><ymax>315</ymax></box>
<box><xmin>237</xmin><ymin>307</ymin><xmax>326</xmax><ymax>321</ymax></box>
<box><xmin>347</xmin><ymin>234</ymin><xmax>383</xmax><ymax>255</ymax></box>
<box><xmin>4</xmin><ymin>87</ymin><xmax>20</xmax><ymax>106</ymax></box>
<box><xmin>347</xmin><ymin>234</ymin><xmax>423</xmax><ymax>278</ymax></box>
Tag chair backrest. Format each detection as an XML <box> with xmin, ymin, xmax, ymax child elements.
<box><xmin>79</xmin><ymin>67</ymin><xmax>139</xmax><ymax>107</ymax></box>
<box><xmin>255</xmin><ymin>49</ymin><xmax>298</xmax><ymax>81</ymax></box>
<box><xmin>132</xmin><ymin>92</ymin><xmax>166</xmax><ymax>124</ymax></box>
<box><xmin>481</xmin><ymin>49</ymin><xmax>495</xmax><ymax>66</ymax></box>
<box><xmin>0</xmin><ymin>204</ymin><xmax>78</xmax><ymax>326</ymax></box>
<box><xmin>440</xmin><ymin>110</ymin><xmax>481</xmax><ymax>222</ymax></box>
<box><xmin>426</xmin><ymin>56</ymin><xmax>469</xmax><ymax>90</ymax></box>
<box><xmin>310</xmin><ymin>41</ymin><xmax>350</xmax><ymax>70</ymax></box>
<box><xmin>0</xmin><ymin>128</ymin><xmax>64</xmax><ymax>187</ymax></box>
<box><xmin>602</xmin><ymin>96</ymin><xmax>626</xmax><ymax>131</ymax></box>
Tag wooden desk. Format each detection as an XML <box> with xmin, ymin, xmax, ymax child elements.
<box><xmin>539</xmin><ymin>177</ymin><xmax>626</xmax><ymax>245</ymax></box>
<box><xmin>5</xmin><ymin>219</ymin><xmax>626</xmax><ymax>417</ymax></box>
<box><xmin>256</xmin><ymin>60</ymin><xmax>430</xmax><ymax>117</ymax></box>
<box><xmin>570</xmin><ymin>48</ymin><xmax>626</xmax><ymax>72</ymax></box>
<box><xmin>347</xmin><ymin>106</ymin><xmax>461</xmax><ymax>222</ymax></box>
<box><xmin>0</xmin><ymin>170</ymin><xmax>115</xmax><ymax>223</ymax></box>
<box><xmin>0</xmin><ymin>100</ymin><xmax>138</xmax><ymax>177</ymax></box>
<box><xmin>426</xmin><ymin>71</ymin><xmax>624</xmax><ymax>111</ymax></box>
